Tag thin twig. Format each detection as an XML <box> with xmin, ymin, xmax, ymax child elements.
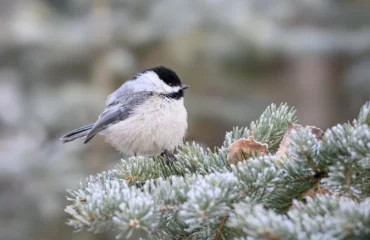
<box><xmin>215</xmin><ymin>213</ymin><xmax>228</xmax><ymax>240</ymax></box>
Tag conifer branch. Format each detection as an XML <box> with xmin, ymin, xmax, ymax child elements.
<box><xmin>65</xmin><ymin>102</ymin><xmax>370</xmax><ymax>239</ymax></box>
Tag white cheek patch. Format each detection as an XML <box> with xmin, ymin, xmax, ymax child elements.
<box><xmin>171</xmin><ymin>86</ymin><xmax>181</xmax><ymax>92</ymax></box>
<box><xmin>131</xmin><ymin>71</ymin><xmax>177</xmax><ymax>94</ymax></box>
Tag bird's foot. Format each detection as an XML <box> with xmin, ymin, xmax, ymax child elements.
<box><xmin>161</xmin><ymin>149</ymin><xmax>177</xmax><ymax>165</ymax></box>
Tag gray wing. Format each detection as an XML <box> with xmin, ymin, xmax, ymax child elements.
<box><xmin>105</xmin><ymin>82</ymin><xmax>131</xmax><ymax>107</ymax></box>
<box><xmin>84</xmin><ymin>91</ymin><xmax>152</xmax><ymax>144</ymax></box>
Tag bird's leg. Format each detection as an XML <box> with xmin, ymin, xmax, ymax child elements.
<box><xmin>161</xmin><ymin>149</ymin><xmax>177</xmax><ymax>165</ymax></box>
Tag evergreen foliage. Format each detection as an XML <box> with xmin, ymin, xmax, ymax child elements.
<box><xmin>65</xmin><ymin>102</ymin><xmax>370</xmax><ymax>239</ymax></box>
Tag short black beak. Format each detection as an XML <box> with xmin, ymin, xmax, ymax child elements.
<box><xmin>181</xmin><ymin>84</ymin><xmax>189</xmax><ymax>90</ymax></box>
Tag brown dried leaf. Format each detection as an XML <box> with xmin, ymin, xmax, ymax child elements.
<box><xmin>302</xmin><ymin>187</ymin><xmax>330</xmax><ymax>199</ymax></box>
<box><xmin>276</xmin><ymin>122</ymin><xmax>323</xmax><ymax>159</ymax></box>
<box><xmin>227</xmin><ymin>136</ymin><xmax>268</xmax><ymax>165</ymax></box>
<box><xmin>276</xmin><ymin>122</ymin><xmax>301</xmax><ymax>159</ymax></box>
<box><xmin>307</xmin><ymin>125</ymin><xmax>324</xmax><ymax>140</ymax></box>
<box><xmin>125</xmin><ymin>176</ymin><xmax>136</xmax><ymax>182</ymax></box>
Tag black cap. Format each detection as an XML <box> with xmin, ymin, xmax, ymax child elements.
<box><xmin>144</xmin><ymin>66</ymin><xmax>182</xmax><ymax>87</ymax></box>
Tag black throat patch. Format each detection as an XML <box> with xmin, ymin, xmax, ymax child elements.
<box><xmin>163</xmin><ymin>89</ymin><xmax>184</xmax><ymax>100</ymax></box>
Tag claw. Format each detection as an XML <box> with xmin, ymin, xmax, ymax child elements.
<box><xmin>161</xmin><ymin>149</ymin><xmax>177</xmax><ymax>165</ymax></box>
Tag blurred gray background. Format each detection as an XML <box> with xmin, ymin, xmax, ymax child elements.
<box><xmin>0</xmin><ymin>0</ymin><xmax>369</xmax><ymax>240</ymax></box>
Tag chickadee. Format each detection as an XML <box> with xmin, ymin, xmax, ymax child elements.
<box><xmin>60</xmin><ymin>66</ymin><xmax>189</xmax><ymax>158</ymax></box>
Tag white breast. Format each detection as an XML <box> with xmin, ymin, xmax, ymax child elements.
<box><xmin>102</xmin><ymin>96</ymin><xmax>188</xmax><ymax>156</ymax></box>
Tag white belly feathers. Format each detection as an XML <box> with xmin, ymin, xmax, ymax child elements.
<box><xmin>102</xmin><ymin>96</ymin><xmax>187</xmax><ymax>156</ymax></box>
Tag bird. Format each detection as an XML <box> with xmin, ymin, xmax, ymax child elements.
<box><xmin>60</xmin><ymin>66</ymin><xmax>189</xmax><ymax>159</ymax></box>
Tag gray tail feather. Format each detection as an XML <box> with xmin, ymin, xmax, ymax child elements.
<box><xmin>60</xmin><ymin>124</ymin><xmax>94</xmax><ymax>143</ymax></box>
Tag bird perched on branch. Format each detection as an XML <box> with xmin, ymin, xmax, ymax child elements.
<box><xmin>60</xmin><ymin>66</ymin><xmax>189</xmax><ymax>159</ymax></box>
